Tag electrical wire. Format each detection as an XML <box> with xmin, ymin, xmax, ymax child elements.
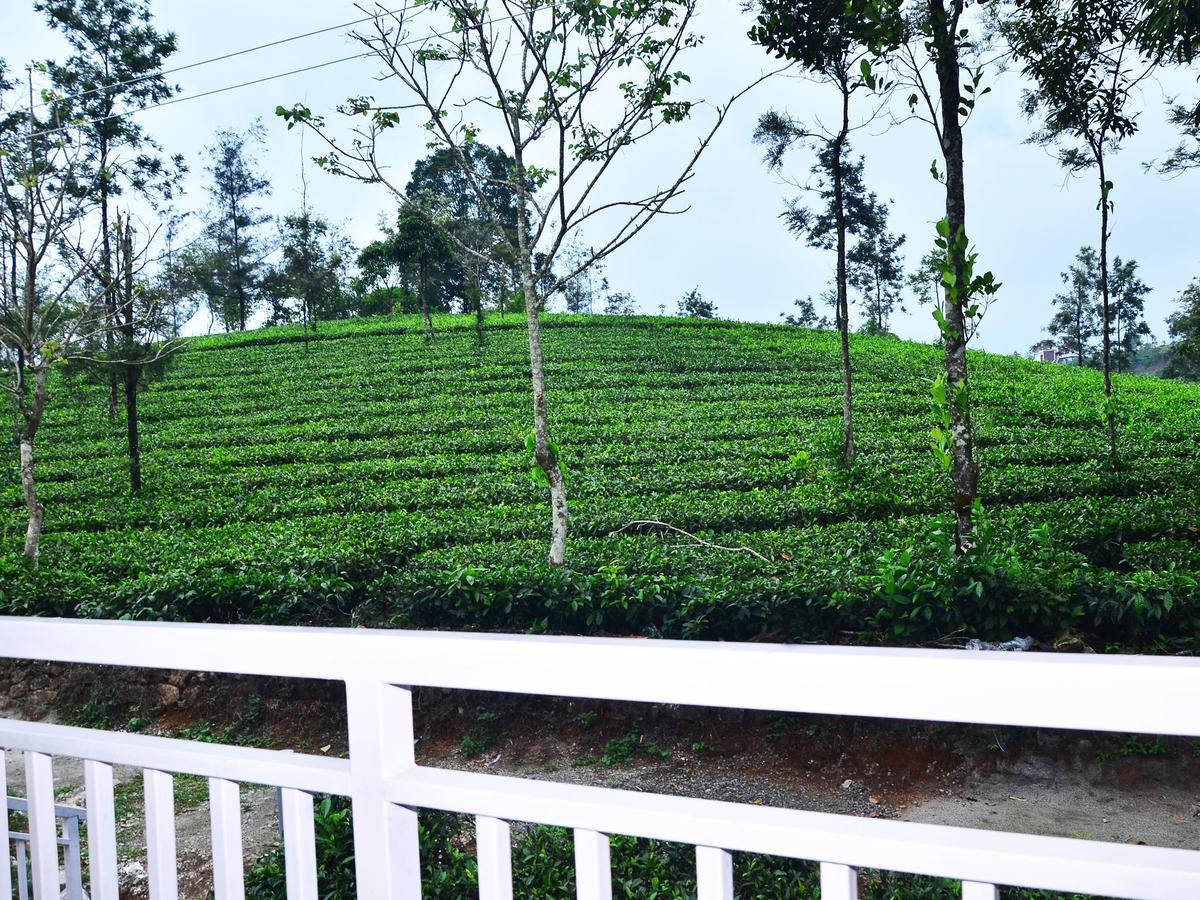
<box><xmin>36</xmin><ymin>5</ymin><xmax>416</xmax><ymax>110</ymax></box>
<box><xmin>29</xmin><ymin>8</ymin><xmax>517</xmax><ymax>141</ymax></box>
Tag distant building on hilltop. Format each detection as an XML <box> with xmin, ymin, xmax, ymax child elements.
<box><xmin>1030</xmin><ymin>339</ymin><xmax>1066</xmax><ymax>364</ymax></box>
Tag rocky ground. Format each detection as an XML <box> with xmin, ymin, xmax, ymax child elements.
<box><xmin>2</xmin><ymin>662</ymin><xmax>1198</xmax><ymax>898</ymax></box>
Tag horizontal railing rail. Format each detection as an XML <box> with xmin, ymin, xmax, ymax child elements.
<box><xmin>0</xmin><ymin>616</ymin><xmax>1197</xmax><ymax>900</ymax></box>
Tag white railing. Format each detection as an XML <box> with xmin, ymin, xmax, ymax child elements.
<box><xmin>6</xmin><ymin>797</ymin><xmax>85</xmax><ymax>900</ymax></box>
<box><xmin>0</xmin><ymin>616</ymin><xmax>1198</xmax><ymax>900</ymax></box>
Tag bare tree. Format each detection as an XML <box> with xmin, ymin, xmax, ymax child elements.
<box><xmin>280</xmin><ymin>0</ymin><xmax>777</xmax><ymax>566</ymax></box>
<box><xmin>0</xmin><ymin>66</ymin><xmax>168</xmax><ymax>559</ymax></box>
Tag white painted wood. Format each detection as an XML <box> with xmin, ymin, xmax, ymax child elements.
<box><xmin>695</xmin><ymin>846</ymin><xmax>733</xmax><ymax>899</ymax></box>
<box><xmin>143</xmin><ymin>769</ymin><xmax>178</xmax><ymax>900</ymax></box>
<box><xmin>0</xmin><ymin>719</ymin><xmax>349</xmax><ymax>794</ymax></box>
<box><xmin>475</xmin><ymin>815</ymin><xmax>513</xmax><ymax>900</ymax></box>
<box><xmin>208</xmin><ymin>778</ymin><xmax>245</xmax><ymax>900</ymax></box>
<box><xmin>24</xmin><ymin>750</ymin><xmax>59</xmax><ymax>900</ymax></box>
<box><xmin>85</xmin><ymin>759</ymin><xmax>119</xmax><ymax>900</ymax></box>
<box><xmin>820</xmin><ymin>862</ymin><xmax>858</xmax><ymax>900</ymax></box>
<box><xmin>573</xmin><ymin>829</ymin><xmax>612</xmax><ymax>900</ymax></box>
<box><xmin>1</xmin><ymin>749</ymin><xmax>11</xmax><ymax>900</ymax></box>
<box><xmin>2</xmin><ymin>618</ymin><xmax>1200</xmax><ymax>900</ymax></box>
<box><xmin>62</xmin><ymin>816</ymin><xmax>83</xmax><ymax>900</ymax></box>
<box><xmin>388</xmin><ymin>766</ymin><xmax>1200</xmax><ymax>900</ymax></box>
<box><xmin>15</xmin><ymin>839</ymin><xmax>29</xmax><ymax>900</ymax></box>
<box><xmin>345</xmin><ymin>678</ymin><xmax>420</xmax><ymax>899</ymax></box>
<box><xmin>1</xmin><ymin>617</ymin><xmax>1197</xmax><ymax>736</ymax></box>
<box><xmin>961</xmin><ymin>881</ymin><xmax>999</xmax><ymax>899</ymax></box>
<box><xmin>281</xmin><ymin>788</ymin><xmax>318</xmax><ymax>900</ymax></box>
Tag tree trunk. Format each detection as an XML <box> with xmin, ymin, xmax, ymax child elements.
<box><xmin>120</xmin><ymin>219</ymin><xmax>142</xmax><ymax>494</ymax></box>
<box><xmin>100</xmin><ymin>138</ymin><xmax>118</xmax><ymax>420</ymax></box>
<box><xmin>124</xmin><ymin>365</ymin><xmax>142</xmax><ymax>493</ymax></box>
<box><xmin>524</xmin><ymin>276</ymin><xmax>569</xmax><ymax>567</ymax></box>
<box><xmin>474</xmin><ymin>283</ymin><xmax>485</xmax><ymax>345</ymax></box>
<box><xmin>832</xmin><ymin>82</ymin><xmax>854</xmax><ymax>468</ymax></box>
<box><xmin>420</xmin><ymin>261</ymin><xmax>433</xmax><ymax>340</ymax></box>
<box><xmin>19</xmin><ymin>369</ymin><xmax>48</xmax><ymax>561</ymax></box>
<box><xmin>932</xmin><ymin>0</ymin><xmax>979</xmax><ymax>550</ymax></box>
<box><xmin>1097</xmin><ymin>156</ymin><xmax>1117</xmax><ymax>460</ymax></box>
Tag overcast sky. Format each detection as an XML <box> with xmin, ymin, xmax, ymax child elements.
<box><xmin>4</xmin><ymin>0</ymin><xmax>1198</xmax><ymax>354</ymax></box>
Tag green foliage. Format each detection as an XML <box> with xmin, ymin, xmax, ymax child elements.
<box><xmin>3</xmin><ymin>315</ymin><xmax>1200</xmax><ymax>650</ymax></box>
<box><xmin>459</xmin><ymin>711</ymin><xmax>497</xmax><ymax>758</ymax></box>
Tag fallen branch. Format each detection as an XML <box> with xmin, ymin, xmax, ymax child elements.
<box><xmin>610</xmin><ymin>520</ymin><xmax>770</xmax><ymax>562</ymax></box>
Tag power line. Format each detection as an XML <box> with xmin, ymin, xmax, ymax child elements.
<box><xmin>37</xmin><ymin>5</ymin><xmax>415</xmax><ymax>111</ymax></box>
<box><xmin>30</xmin><ymin>10</ymin><xmax>519</xmax><ymax>141</ymax></box>
<box><xmin>32</xmin><ymin>53</ymin><xmax>373</xmax><ymax>138</ymax></box>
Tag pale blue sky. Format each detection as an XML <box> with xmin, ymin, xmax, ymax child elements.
<box><xmin>4</xmin><ymin>0</ymin><xmax>1198</xmax><ymax>354</ymax></box>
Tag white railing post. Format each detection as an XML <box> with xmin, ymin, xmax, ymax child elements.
<box><xmin>695</xmin><ymin>846</ymin><xmax>733</xmax><ymax>899</ymax></box>
<box><xmin>820</xmin><ymin>862</ymin><xmax>858</xmax><ymax>900</ymax></box>
<box><xmin>345</xmin><ymin>678</ymin><xmax>421</xmax><ymax>899</ymax></box>
<box><xmin>209</xmin><ymin>777</ymin><xmax>245</xmax><ymax>900</ymax></box>
<box><xmin>144</xmin><ymin>769</ymin><xmax>178</xmax><ymax>900</ymax></box>
<box><xmin>573</xmin><ymin>829</ymin><xmax>612</xmax><ymax>900</ymax></box>
<box><xmin>24</xmin><ymin>751</ymin><xmax>59</xmax><ymax>900</ymax></box>
<box><xmin>475</xmin><ymin>815</ymin><xmax>514</xmax><ymax>900</ymax></box>
<box><xmin>85</xmin><ymin>760</ymin><xmax>119</xmax><ymax>900</ymax></box>
<box><xmin>962</xmin><ymin>881</ymin><xmax>999</xmax><ymax>899</ymax></box>
<box><xmin>281</xmin><ymin>788</ymin><xmax>318</xmax><ymax>900</ymax></box>
<box><xmin>1</xmin><ymin>749</ymin><xmax>11</xmax><ymax>900</ymax></box>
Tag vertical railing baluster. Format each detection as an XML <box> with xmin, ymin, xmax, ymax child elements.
<box><xmin>63</xmin><ymin>816</ymin><xmax>83</xmax><ymax>900</ymax></box>
<box><xmin>820</xmin><ymin>862</ymin><xmax>858</xmax><ymax>900</ymax></box>
<box><xmin>1</xmin><ymin>748</ymin><xmax>11</xmax><ymax>900</ymax></box>
<box><xmin>475</xmin><ymin>815</ymin><xmax>513</xmax><ymax>900</ymax></box>
<box><xmin>144</xmin><ymin>769</ymin><xmax>178</xmax><ymax>900</ymax></box>
<box><xmin>281</xmin><ymin>788</ymin><xmax>318</xmax><ymax>900</ymax></box>
<box><xmin>962</xmin><ymin>881</ymin><xmax>999</xmax><ymax>899</ymax></box>
<box><xmin>15</xmin><ymin>840</ymin><xmax>30</xmax><ymax>900</ymax></box>
<box><xmin>695</xmin><ymin>846</ymin><xmax>733</xmax><ymax>899</ymax></box>
<box><xmin>345</xmin><ymin>678</ymin><xmax>421</xmax><ymax>898</ymax></box>
<box><xmin>209</xmin><ymin>777</ymin><xmax>245</xmax><ymax>900</ymax></box>
<box><xmin>573</xmin><ymin>829</ymin><xmax>612</xmax><ymax>900</ymax></box>
<box><xmin>24</xmin><ymin>751</ymin><xmax>58</xmax><ymax>900</ymax></box>
<box><xmin>85</xmin><ymin>760</ymin><xmax>119</xmax><ymax>900</ymax></box>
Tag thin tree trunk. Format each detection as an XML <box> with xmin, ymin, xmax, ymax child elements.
<box><xmin>100</xmin><ymin>136</ymin><xmax>118</xmax><ymax>419</ymax></box>
<box><xmin>933</xmin><ymin>0</ymin><xmax>979</xmax><ymax>550</ymax></box>
<box><xmin>124</xmin><ymin>365</ymin><xmax>142</xmax><ymax>493</ymax></box>
<box><xmin>524</xmin><ymin>275</ymin><xmax>568</xmax><ymax>567</ymax></box>
<box><xmin>1097</xmin><ymin>155</ymin><xmax>1117</xmax><ymax>460</ymax></box>
<box><xmin>474</xmin><ymin>280</ymin><xmax>485</xmax><ymax>345</ymax></box>
<box><xmin>511</xmin><ymin>123</ymin><xmax>568</xmax><ymax>567</ymax></box>
<box><xmin>833</xmin><ymin>80</ymin><xmax>854</xmax><ymax>467</ymax></box>
<box><xmin>19</xmin><ymin>369</ymin><xmax>47</xmax><ymax>561</ymax></box>
<box><xmin>420</xmin><ymin>261</ymin><xmax>433</xmax><ymax>340</ymax></box>
<box><xmin>120</xmin><ymin>219</ymin><xmax>142</xmax><ymax>493</ymax></box>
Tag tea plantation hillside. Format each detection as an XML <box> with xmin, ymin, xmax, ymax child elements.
<box><xmin>4</xmin><ymin>314</ymin><xmax>1199</xmax><ymax>649</ymax></box>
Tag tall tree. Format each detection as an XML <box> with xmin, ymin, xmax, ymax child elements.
<box><xmin>848</xmin><ymin>193</ymin><xmax>906</xmax><ymax>334</ymax></box>
<box><xmin>677</xmin><ymin>286</ymin><xmax>716</xmax><ymax>318</ymax></box>
<box><xmin>265</xmin><ymin>211</ymin><xmax>354</xmax><ymax>330</ymax></box>
<box><xmin>280</xmin><ymin>0</ymin><xmax>771</xmax><ymax>568</ymax></box>
<box><xmin>1006</xmin><ymin>0</ymin><xmax>1155</xmax><ymax>459</ymax></box>
<box><xmin>750</xmin><ymin>0</ymin><xmax>884</xmax><ymax>467</ymax></box>
<box><xmin>202</xmin><ymin>122</ymin><xmax>272</xmax><ymax>331</ymax></box>
<box><xmin>406</xmin><ymin>144</ymin><xmax>521</xmax><ymax>334</ymax></box>
<box><xmin>392</xmin><ymin>207</ymin><xmax>459</xmax><ymax>339</ymax></box>
<box><xmin>1107</xmin><ymin>255</ymin><xmax>1151</xmax><ymax>372</ymax></box>
<box><xmin>38</xmin><ymin>0</ymin><xmax>182</xmax><ymax>492</ymax></box>
<box><xmin>752</xmin><ymin>132</ymin><xmax>880</xmax><ymax>465</ymax></box>
<box><xmin>859</xmin><ymin>0</ymin><xmax>999</xmax><ymax>548</ymax></box>
<box><xmin>1047</xmin><ymin>246</ymin><xmax>1101</xmax><ymax>366</ymax></box>
<box><xmin>1</xmin><ymin>64</ymin><xmax>109</xmax><ymax>557</ymax></box>
<box><xmin>1165</xmin><ymin>279</ymin><xmax>1200</xmax><ymax>380</ymax></box>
